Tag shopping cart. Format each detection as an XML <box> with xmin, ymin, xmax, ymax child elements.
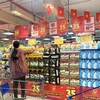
<box><xmin>0</xmin><ymin>78</ymin><xmax>45</xmax><ymax>100</ymax></box>
<box><xmin>0</xmin><ymin>67</ymin><xmax>45</xmax><ymax>100</ymax></box>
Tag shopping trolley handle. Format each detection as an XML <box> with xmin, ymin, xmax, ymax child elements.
<box><xmin>41</xmin><ymin>77</ymin><xmax>44</xmax><ymax>81</ymax></box>
<box><xmin>38</xmin><ymin>78</ymin><xmax>44</xmax><ymax>85</ymax></box>
<box><xmin>67</xmin><ymin>97</ymin><xmax>72</xmax><ymax>100</ymax></box>
<box><xmin>67</xmin><ymin>86</ymin><xmax>100</xmax><ymax>100</ymax></box>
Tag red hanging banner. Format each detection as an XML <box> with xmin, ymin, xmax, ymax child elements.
<box><xmin>98</xmin><ymin>22</ymin><xmax>100</xmax><ymax>29</ymax></box>
<box><xmin>57</xmin><ymin>6</ymin><xmax>64</xmax><ymax>17</ymax></box>
<box><xmin>72</xmin><ymin>16</ymin><xmax>84</xmax><ymax>33</ymax></box>
<box><xmin>31</xmin><ymin>24</ymin><xmax>39</xmax><ymax>37</ymax></box>
<box><xmin>38</xmin><ymin>21</ymin><xmax>49</xmax><ymax>37</ymax></box>
<box><xmin>14</xmin><ymin>25</ymin><xmax>20</xmax><ymax>39</ymax></box>
<box><xmin>57</xmin><ymin>18</ymin><xmax>68</xmax><ymax>34</ymax></box>
<box><xmin>70</xmin><ymin>9</ymin><xmax>77</xmax><ymax>18</ymax></box>
<box><xmin>84</xmin><ymin>11</ymin><xmax>90</xmax><ymax>20</ymax></box>
<box><xmin>96</xmin><ymin>13</ymin><xmax>100</xmax><ymax>22</ymax></box>
<box><xmin>14</xmin><ymin>25</ymin><xmax>28</xmax><ymax>39</ymax></box>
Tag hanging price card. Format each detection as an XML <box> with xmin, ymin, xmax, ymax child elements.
<box><xmin>80</xmin><ymin>34</ymin><xmax>92</xmax><ymax>43</ymax></box>
<box><xmin>28</xmin><ymin>39</ymin><xmax>36</xmax><ymax>45</ymax></box>
<box><xmin>54</xmin><ymin>37</ymin><xmax>64</xmax><ymax>44</ymax></box>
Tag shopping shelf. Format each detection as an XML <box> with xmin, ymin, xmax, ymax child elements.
<box><xmin>67</xmin><ymin>86</ymin><xmax>100</xmax><ymax>100</ymax></box>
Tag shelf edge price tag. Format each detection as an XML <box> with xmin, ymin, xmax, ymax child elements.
<box><xmin>54</xmin><ymin>37</ymin><xmax>64</xmax><ymax>44</ymax></box>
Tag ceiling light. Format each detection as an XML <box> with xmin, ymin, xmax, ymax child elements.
<box><xmin>71</xmin><ymin>36</ymin><xmax>78</xmax><ymax>39</ymax></box>
<box><xmin>52</xmin><ymin>36</ymin><xmax>60</xmax><ymax>38</ymax></box>
<box><xmin>2</xmin><ymin>32</ymin><xmax>14</xmax><ymax>35</ymax></box>
<box><xmin>44</xmin><ymin>38</ymin><xmax>50</xmax><ymax>40</ymax></box>
<box><xmin>2</xmin><ymin>38</ymin><xmax>9</xmax><ymax>41</ymax></box>
<box><xmin>10</xmin><ymin>3</ymin><xmax>36</xmax><ymax>23</ymax></box>
<box><xmin>11</xmin><ymin>10</ymin><xmax>22</xmax><ymax>16</ymax></box>
<box><xmin>25</xmin><ymin>38</ymin><xmax>30</xmax><ymax>40</ymax></box>
<box><xmin>68</xmin><ymin>32</ymin><xmax>74</xmax><ymax>35</ymax></box>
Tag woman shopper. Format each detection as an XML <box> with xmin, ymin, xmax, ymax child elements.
<box><xmin>9</xmin><ymin>41</ymin><xmax>34</xmax><ymax>99</ymax></box>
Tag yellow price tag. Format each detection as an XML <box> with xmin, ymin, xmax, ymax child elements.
<box><xmin>54</xmin><ymin>37</ymin><xmax>63</xmax><ymax>44</ymax></box>
<box><xmin>80</xmin><ymin>34</ymin><xmax>92</xmax><ymax>43</ymax></box>
<box><xmin>28</xmin><ymin>39</ymin><xmax>36</xmax><ymax>45</ymax></box>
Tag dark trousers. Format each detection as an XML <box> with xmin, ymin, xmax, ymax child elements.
<box><xmin>13</xmin><ymin>76</ymin><xmax>25</xmax><ymax>98</ymax></box>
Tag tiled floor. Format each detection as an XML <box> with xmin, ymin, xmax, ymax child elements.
<box><xmin>2</xmin><ymin>93</ymin><xmax>47</xmax><ymax>100</ymax></box>
<box><xmin>17</xmin><ymin>95</ymin><xmax>46</xmax><ymax>100</ymax></box>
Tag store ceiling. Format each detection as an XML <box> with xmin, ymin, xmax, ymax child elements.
<box><xmin>0</xmin><ymin>0</ymin><xmax>99</xmax><ymax>40</ymax></box>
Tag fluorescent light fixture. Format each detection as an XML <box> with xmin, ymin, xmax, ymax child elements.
<box><xmin>11</xmin><ymin>10</ymin><xmax>22</xmax><ymax>16</ymax></box>
<box><xmin>71</xmin><ymin>36</ymin><xmax>78</xmax><ymax>39</ymax></box>
<box><xmin>44</xmin><ymin>38</ymin><xmax>50</xmax><ymax>40</ymax></box>
<box><xmin>2</xmin><ymin>38</ymin><xmax>9</xmax><ymax>41</ymax></box>
<box><xmin>68</xmin><ymin>32</ymin><xmax>74</xmax><ymax>35</ymax></box>
<box><xmin>2</xmin><ymin>32</ymin><xmax>14</xmax><ymax>35</ymax></box>
<box><xmin>25</xmin><ymin>38</ymin><xmax>30</xmax><ymax>40</ymax></box>
<box><xmin>52</xmin><ymin>36</ymin><xmax>60</xmax><ymax>38</ymax></box>
<box><xmin>10</xmin><ymin>3</ymin><xmax>36</xmax><ymax>23</ymax></box>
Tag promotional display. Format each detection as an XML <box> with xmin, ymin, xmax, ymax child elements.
<box><xmin>60</xmin><ymin>43</ymin><xmax>80</xmax><ymax>86</ymax></box>
<box><xmin>1</xmin><ymin>2</ymin><xmax>100</xmax><ymax>99</ymax></box>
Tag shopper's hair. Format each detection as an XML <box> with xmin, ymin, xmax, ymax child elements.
<box><xmin>11</xmin><ymin>41</ymin><xmax>20</xmax><ymax>60</ymax></box>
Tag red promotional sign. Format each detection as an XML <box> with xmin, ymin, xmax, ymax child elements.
<box><xmin>98</xmin><ymin>22</ymin><xmax>100</xmax><ymax>29</ymax></box>
<box><xmin>72</xmin><ymin>16</ymin><xmax>84</xmax><ymax>33</ymax></box>
<box><xmin>25</xmin><ymin>82</ymin><xmax>41</xmax><ymax>96</ymax></box>
<box><xmin>31</xmin><ymin>24</ymin><xmax>39</xmax><ymax>37</ymax></box>
<box><xmin>45</xmin><ymin>84</ymin><xmax>79</xmax><ymax>100</ymax></box>
<box><xmin>45</xmin><ymin>84</ymin><xmax>66</xmax><ymax>100</ymax></box>
<box><xmin>57</xmin><ymin>18</ymin><xmax>68</xmax><ymax>34</ymax></box>
<box><xmin>14</xmin><ymin>25</ymin><xmax>28</xmax><ymax>38</ymax></box>
<box><xmin>82</xmin><ymin>87</ymin><xmax>100</xmax><ymax>99</ymax></box>
<box><xmin>14</xmin><ymin>25</ymin><xmax>20</xmax><ymax>38</ymax></box>
<box><xmin>38</xmin><ymin>21</ymin><xmax>49</xmax><ymax>37</ymax></box>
